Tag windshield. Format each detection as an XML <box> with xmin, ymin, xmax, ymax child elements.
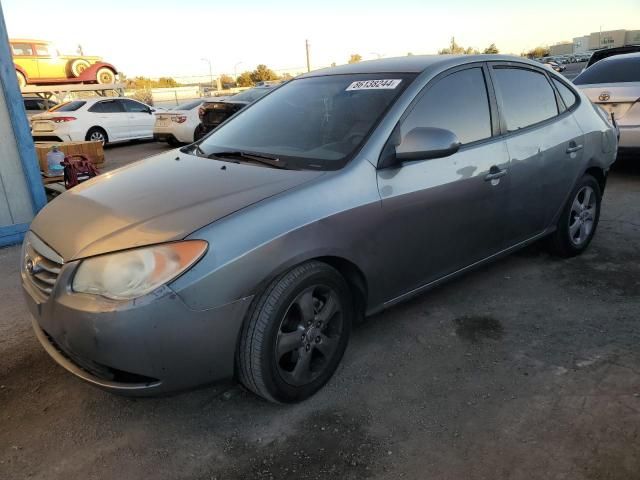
<box><xmin>574</xmin><ymin>55</ymin><xmax>640</xmax><ymax>84</ymax></box>
<box><xmin>49</xmin><ymin>100</ymin><xmax>86</xmax><ymax>112</ymax></box>
<box><xmin>229</xmin><ymin>87</ymin><xmax>271</xmax><ymax>103</ymax></box>
<box><xmin>197</xmin><ymin>73</ymin><xmax>415</xmax><ymax>170</ymax></box>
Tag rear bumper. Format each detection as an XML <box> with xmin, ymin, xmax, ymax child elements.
<box><xmin>23</xmin><ymin>259</ymin><xmax>252</xmax><ymax>396</ymax></box>
<box><xmin>618</xmin><ymin>124</ymin><xmax>640</xmax><ymax>149</ymax></box>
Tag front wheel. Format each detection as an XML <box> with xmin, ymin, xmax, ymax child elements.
<box><xmin>547</xmin><ymin>174</ymin><xmax>601</xmax><ymax>257</ymax></box>
<box><xmin>238</xmin><ymin>261</ymin><xmax>353</xmax><ymax>403</ymax></box>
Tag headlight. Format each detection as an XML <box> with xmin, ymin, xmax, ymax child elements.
<box><xmin>72</xmin><ymin>240</ymin><xmax>207</xmax><ymax>300</ymax></box>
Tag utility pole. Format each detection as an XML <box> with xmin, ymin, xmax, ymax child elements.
<box><xmin>305</xmin><ymin>39</ymin><xmax>311</xmax><ymax>73</ymax></box>
<box><xmin>201</xmin><ymin>58</ymin><xmax>214</xmax><ymax>90</ymax></box>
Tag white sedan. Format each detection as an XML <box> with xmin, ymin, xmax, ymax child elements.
<box><xmin>153</xmin><ymin>99</ymin><xmax>206</xmax><ymax>145</ymax></box>
<box><xmin>31</xmin><ymin>97</ymin><xmax>158</xmax><ymax>145</ymax></box>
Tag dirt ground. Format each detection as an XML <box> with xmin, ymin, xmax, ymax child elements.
<box><xmin>1</xmin><ymin>149</ymin><xmax>639</xmax><ymax>480</ymax></box>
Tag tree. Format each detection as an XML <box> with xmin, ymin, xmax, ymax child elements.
<box><xmin>522</xmin><ymin>46</ymin><xmax>550</xmax><ymax>58</ymax></box>
<box><xmin>236</xmin><ymin>71</ymin><xmax>254</xmax><ymax>87</ymax></box>
<box><xmin>483</xmin><ymin>43</ymin><xmax>499</xmax><ymax>54</ymax></box>
<box><xmin>219</xmin><ymin>74</ymin><xmax>235</xmax><ymax>88</ymax></box>
<box><xmin>250</xmin><ymin>64</ymin><xmax>279</xmax><ymax>84</ymax></box>
<box><xmin>156</xmin><ymin>77</ymin><xmax>179</xmax><ymax>88</ymax></box>
<box><xmin>407</xmin><ymin>52</ymin><xmax>414</xmax><ymax>56</ymax></box>
<box><xmin>438</xmin><ymin>37</ymin><xmax>479</xmax><ymax>55</ymax></box>
<box><xmin>348</xmin><ymin>54</ymin><xmax>362</xmax><ymax>64</ymax></box>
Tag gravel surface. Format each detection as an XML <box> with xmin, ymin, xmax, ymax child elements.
<box><xmin>1</xmin><ymin>150</ymin><xmax>639</xmax><ymax>480</ymax></box>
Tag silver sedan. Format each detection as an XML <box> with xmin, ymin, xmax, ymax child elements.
<box><xmin>22</xmin><ymin>55</ymin><xmax>617</xmax><ymax>403</ymax></box>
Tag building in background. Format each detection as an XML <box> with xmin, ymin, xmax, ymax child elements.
<box><xmin>573</xmin><ymin>35</ymin><xmax>590</xmax><ymax>54</ymax></box>
<box><xmin>549</xmin><ymin>42</ymin><xmax>573</xmax><ymax>56</ymax></box>
<box><xmin>556</xmin><ymin>29</ymin><xmax>640</xmax><ymax>56</ymax></box>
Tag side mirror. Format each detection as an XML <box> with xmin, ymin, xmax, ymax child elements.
<box><xmin>149</xmin><ymin>108</ymin><xmax>155</xmax><ymax>114</ymax></box>
<box><xmin>394</xmin><ymin>127</ymin><xmax>461</xmax><ymax>163</ymax></box>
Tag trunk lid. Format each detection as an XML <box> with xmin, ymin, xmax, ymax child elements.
<box><xmin>577</xmin><ymin>82</ymin><xmax>640</xmax><ymax>120</ymax></box>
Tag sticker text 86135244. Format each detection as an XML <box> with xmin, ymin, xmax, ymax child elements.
<box><xmin>345</xmin><ymin>79</ymin><xmax>402</xmax><ymax>91</ymax></box>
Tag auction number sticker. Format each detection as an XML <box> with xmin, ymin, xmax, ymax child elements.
<box><xmin>346</xmin><ymin>79</ymin><xmax>402</xmax><ymax>91</ymax></box>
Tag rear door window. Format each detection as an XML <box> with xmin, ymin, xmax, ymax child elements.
<box><xmin>573</xmin><ymin>56</ymin><xmax>640</xmax><ymax>84</ymax></box>
<box><xmin>50</xmin><ymin>100</ymin><xmax>86</xmax><ymax>112</ymax></box>
<box><xmin>492</xmin><ymin>67</ymin><xmax>558</xmax><ymax>131</ymax></box>
<box><xmin>402</xmin><ymin>67</ymin><xmax>492</xmax><ymax>145</ymax></box>
<box><xmin>88</xmin><ymin>100</ymin><xmax>125</xmax><ymax>113</ymax></box>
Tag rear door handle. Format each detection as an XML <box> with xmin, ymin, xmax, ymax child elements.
<box><xmin>566</xmin><ymin>144</ymin><xmax>583</xmax><ymax>153</ymax></box>
<box><xmin>484</xmin><ymin>167</ymin><xmax>508</xmax><ymax>181</ymax></box>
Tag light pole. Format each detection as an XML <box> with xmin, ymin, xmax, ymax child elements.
<box><xmin>201</xmin><ymin>58</ymin><xmax>213</xmax><ymax>89</ymax></box>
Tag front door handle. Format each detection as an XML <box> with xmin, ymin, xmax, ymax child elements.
<box><xmin>566</xmin><ymin>144</ymin><xmax>583</xmax><ymax>154</ymax></box>
<box><xmin>484</xmin><ymin>166</ymin><xmax>508</xmax><ymax>181</ymax></box>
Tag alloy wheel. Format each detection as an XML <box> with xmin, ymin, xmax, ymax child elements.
<box><xmin>275</xmin><ymin>285</ymin><xmax>344</xmax><ymax>386</ymax></box>
<box><xmin>568</xmin><ymin>185</ymin><xmax>596</xmax><ymax>246</ymax></box>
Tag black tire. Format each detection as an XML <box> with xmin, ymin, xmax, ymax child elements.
<box><xmin>194</xmin><ymin>124</ymin><xmax>206</xmax><ymax>141</ymax></box>
<box><xmin>85</xmin><ymin>127</ymin><xmax>108</xmax><ymax>145</ymax></box>
<box><xmin>547</xmin><ymin>174</ymin><xmax>601</xmax><ymax>257</ymax></box>
<box><xmin>238</xmin><ymin>261</ymin><xmax>353</xmax><ymax>403</ymax></box>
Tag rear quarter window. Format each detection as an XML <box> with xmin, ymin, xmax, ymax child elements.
<box><xmin>552</xmin><ymin>78</ymin><xmax>578</xmax><ymax>109</ymax></box>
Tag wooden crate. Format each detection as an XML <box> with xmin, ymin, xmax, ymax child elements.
<box><xmin>35</xmin><ymin>141</ymin><xmax>105</xmax><ymax>173</ymax></box>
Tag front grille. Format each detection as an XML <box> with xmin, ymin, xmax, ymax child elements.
<box><xmin>22</xmin><ymin>232</ymin><xmax>64</xmax><ymax>301</ymax></box>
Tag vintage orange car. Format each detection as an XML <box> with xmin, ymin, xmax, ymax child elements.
<box><xmin>11</xmin><ymin>39</ymin><xmax>118</xmax><ymax>88</ymax></box>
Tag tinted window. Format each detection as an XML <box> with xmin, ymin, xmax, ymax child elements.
<box><xmin>50</xmin><ymin>100</ymin><xmax>86</xmax><ymax>112</ymax></box>
<box><xmin>573</xmin><ymin>55</ymin><xmax>640</xmax><ymax>84</ymax></box>
<box><xmin>88</xmin><ymin>100</ymin><xmax>124</xmax><ymax>113</ymax></box>
<box><xmin>198</xmin><ymin>73</ymin><xmax>416</xmax><ymax>169</ymax></box>
<box><xmin>402</xmin><ymin>68</ymin><xmax>492</xmax><ymax>145</ymax></box>
<box><xmin>122</xmin><ymin>99</ymin><xmax>149</xmax><ymax>113</ymax></box>
<box><xmin>229</xmin><ymin>87</ymin><xmax>271</xmax><ymax>103</ymax></box>
<box><xmin>553</xmin><ymin>78</ymin><xmax>577</xmax><ymax>109</ymax></box>
<box><xmin>492</xmin><ymin>68</ymin><xmax>558</xmax><ymax>131</ymax></box>
<box><xmin>11</xmin><ymin>43</ymin><xmax>33</xmax><ymax>56</ymax></box>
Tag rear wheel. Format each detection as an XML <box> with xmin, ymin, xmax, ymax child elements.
<box><xmin>194</xmin><ymin>124</ymin><xmax>206</xmax><ymax>141</ymax></box>
<box><xmin>85</xmin><ymin>127</ymin><xmax>108</xmax><ymax>145</ymax></box>
<box><xmin>69</xmin><ymin>59</ymin><xmax>91</xmax><ymax>77</ymax></box>
<box><xmin>16</xmin><ymin>71</ymin><xmax>26</xmax><ymax>88</ymax></box>
<box><xmin>547</xmin><ymin>174</ymin><xmax>601</xmax><ymax>257</ymax></box>
<box><xmin>96</xmin><ymin>67</ymin><xmax>116</xmax><ymax>84</ymax></box>
<box><xmin>238</xmin><ymin>261</ymin><xmax>353</xmax><ymax>403</ymax></box>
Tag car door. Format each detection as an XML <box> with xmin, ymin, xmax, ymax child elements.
<box><xmin>87</xmin><ymin>99</ymin><xmax>127</xmax><ymax>140</ymax></box>
<box><xmin>33</xmin><ymin>43</ymin><xmax>61</xmax><ymax>79</ymax></box>
<box><xmin>376</xmin><ymin>65</ymin><xmax>511</xmax><ymax>299</ymax></box>
<box><xmin>489</xmin><ymin>64</ymin><xmax>585</xmax><ymax>243</ymax></box>
<box><xmin>122</xmin><ymin>99</ymin><xmax>154</xmax><ymax>139</ymax></box>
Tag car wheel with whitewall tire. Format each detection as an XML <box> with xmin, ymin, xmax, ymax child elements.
<box><xmin>85</xmin><ymin>127</ymin><xmax>108</xmax><ymax>145</ymax></box>
<box><xmin>69</xmin><ymin>59</ymin><xmax>91</xmax><ymax>77</ymax></box>
<box><xmin>238</xmin><ymin>261</ymin><xmax>353</xmax><ymax>403</ymax></box>
<box><xmin>96</xmin><ymin>67</ymin><xmax>116</xmax><ymax>84</ymax></box>
<box><xmin>547</xmin><ymin>174</ymin><xmax>601</xmax><ymax>257</ymax></box>
<box><xmin>16</xmin><ymin>71</ymin><xmax>26</xmax><ymax>88</ymax></box>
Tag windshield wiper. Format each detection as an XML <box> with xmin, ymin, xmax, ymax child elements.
<box><xmin>210</xmin><ymin>150</ymin><xmax>287</xmax><ymax>169</ymax></box>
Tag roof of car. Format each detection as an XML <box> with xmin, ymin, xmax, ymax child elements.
<box><xmin>300</xmin><ymin>54</ymin><xmax>538</xmax><ymax>77</ymax></box>
<box><xmin>599</xmin><ymin>51</ymin><xmax>640</xmax><ymax>62</ymax></box>
<box><xmin>10</xmin><ymin>38</ymin><xmax>50</xmax><ymax>44</ymax></box>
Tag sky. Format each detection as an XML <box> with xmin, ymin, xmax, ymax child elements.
<box><xmin>2</xmin><ymin>0</ymin><xmax>639</xmax><ymax>80</ymax></box>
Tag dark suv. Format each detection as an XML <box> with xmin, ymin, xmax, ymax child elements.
<box><xmin>196</xmin><ymin>86</ymin><xmax>275</xmax><ymax>139</ymax></box>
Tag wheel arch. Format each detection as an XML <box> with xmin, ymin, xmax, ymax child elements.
<box><xmin>14</xmin><ymin>64</ymin><xmax>27</xmax><ymax>78</ymax></box>
<box><xmin>584</xmin><ymin>166</ymin><xmax>607</xmax><ymax>195</ymax></box>
<box><xmin>77</xmin><ymin>62</ymin><xmax>118</xmax><ymax>82</ymax></box>
<box><xmin>314</xmin><ymin>256</ymin><xmax>368</xmax><ymax>322</ymax></box>
<box><xmin>85</xmin><ymin>125</ymin><xmax>109</xmax><ymax>142</ymax></box>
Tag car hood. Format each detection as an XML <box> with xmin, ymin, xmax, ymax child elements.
<box><xmin>30</xmin><ymin>150</ymin><xmax>324</xmax><ymax>261</ymax></box>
